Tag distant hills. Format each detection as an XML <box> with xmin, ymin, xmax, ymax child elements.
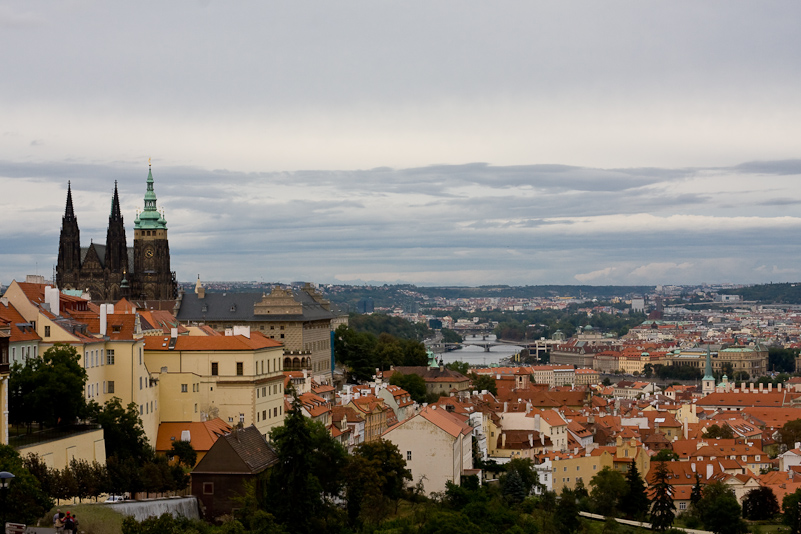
<box><xmin>718</xmin><ymin>282</ymin><xmax>801</xmax><ymax>304</ymax></box>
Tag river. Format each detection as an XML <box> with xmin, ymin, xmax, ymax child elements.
<box><xmin>438</xmin><ymin>335</ymin><xmax>526</xmax><ymax>367</ymax></box>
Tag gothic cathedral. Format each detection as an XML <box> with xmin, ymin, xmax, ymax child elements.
<box><xmin>56</xmin><ymin>165</ymin><xmax>177</xmax><ymax>301</ymax></box>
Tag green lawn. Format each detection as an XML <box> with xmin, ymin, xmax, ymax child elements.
<box><xmin>43</xmin><ymin>504</ymin><xmax>125</xmax><ymax>534</ymax></box>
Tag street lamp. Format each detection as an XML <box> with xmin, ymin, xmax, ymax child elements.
<box><xmin>0</xmin><ymin>471</ymin><xmax>14</xmax><ymax>530</ymax></box>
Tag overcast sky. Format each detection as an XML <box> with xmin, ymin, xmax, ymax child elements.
<box><xmin>2</xmin><ymin>2</ymin><xmax>801</xmax><ymax>287</ymax></box>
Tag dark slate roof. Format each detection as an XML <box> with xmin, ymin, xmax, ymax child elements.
<box><xmin>176</xmin><ymin>288</ymin><xmax>335</xmax><ymax>323</ymax></box>
<box><xmin>79</xmin><ymin>245</ymin><xmax>135</xmax><ymax>273</ymax></box>
<box><xmin>223</xmin><ymin>426</ymin><xmax>278</xmax><ymax>473</ymax></box>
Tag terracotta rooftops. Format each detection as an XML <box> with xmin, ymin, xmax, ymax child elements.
<box><xmin>144</xmin><ymin>331</ymin><xmax>282</xmax><ymax>351</ymax></box>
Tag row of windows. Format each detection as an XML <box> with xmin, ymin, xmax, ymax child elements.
<box><xmin>181</xmin><ymin>383</ymin><xmax>200</xmax><ymax>393</ymax></box>
<box><xmin>256</xmin><ymin>406</ymin><xmax>283</xmax><ymax>422</ymax></box>
<box><xmin>208</xmin><ymin>358</ymin><xmax>282</xmax><ymax>377</ymax></box>
<box><xmin>139</xmin><ymin>400</ymin><xmax>157</xmax><ymax>415</ymax></box>
<box><xmin>256</xmin><ymin>384</ymin><xmax>281</xmax><ymax>398</ymax></box>
<box><xmin>304</xmin><ymin>339</ymin><xmax>331</xmax><ymax>352</ymax></box>
<box><xmin>86</xmin><ymin>380</ymin><xmax>115</xmax><ymax>396</ymax></box>
<box><xmin>10</xmin><ymin>345</ymin><xmax>36</xmax><ymax>363</ymax></box>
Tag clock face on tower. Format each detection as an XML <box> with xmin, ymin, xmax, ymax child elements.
<box><xmin>145</xmin><ymin>247</ymin><xmax>154</xmax><ymax>258</ymax></box>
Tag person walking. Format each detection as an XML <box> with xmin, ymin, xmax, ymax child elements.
<box><xmin>53</xmin><ymin>509</ymin><xmax>64</xmax><ymax>534</ymax></box>
<box><xmin>62</xmin><ymin>512</ymin><xmax>74</xmax><ymax>533</ymax></box>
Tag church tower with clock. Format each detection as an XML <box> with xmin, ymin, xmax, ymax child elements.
<box><xmin>132</xmin><ymin>164</ymin><xmax>177</xmax><ymax>300</ymax></box>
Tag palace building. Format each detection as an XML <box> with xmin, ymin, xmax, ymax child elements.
<box><xmin>56</xmin><ymin>165</ymin><xmax>177</xmax><ymax>301</ymax></box>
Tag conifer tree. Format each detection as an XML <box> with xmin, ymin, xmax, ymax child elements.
<box><xmin>649</xmin><ymin>461</ymin><xmax>676</xmax><ymax>531</ymax></box>
<box><xmin>623</xmin><ymin>462</ymin><xmax>649</xmax><ymax>520</ymax></box>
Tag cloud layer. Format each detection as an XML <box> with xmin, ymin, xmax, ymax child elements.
<box><xmin>1</xmin><ymin>160</ymin><xmax>800</xmax><ymax>286</ymax></box>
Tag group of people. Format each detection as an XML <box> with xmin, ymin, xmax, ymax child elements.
<box><xmin>52</xmin><ymin>509</ymin><xmax>79</xmax><ymax>533</ymax></box>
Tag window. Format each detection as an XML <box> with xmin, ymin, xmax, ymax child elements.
<box><xmin>563</xmin><ymin>467</ymin><xmax>567</xmax><ymax>472</ymax></box>
<box><xmin>407</xmin><ymin>451</ymin><xmax>412</xmax><ymax>461</ymax></box>
<box><xmin>108</xmin><ymin>381</ymin><xmax>115</xmax><ymax>394</ymax></box>
<box><xmin>263</xmin><ymin>410</ymin><xmax>266</xmax><ymax>420</ymax></box>
<box><xmin>181</xmin><ymin>384</ymin><xmax>188</xmax><ymax>393</ymax></box>
<box><xmin>236</xmin><ymin>362</ymin><xmax>243</xmax><ymax>376</ymax></box>
<box><xmin>195</xmin><ymin>404</ymin><xmax>198</xmax><ymax>413</ymax></box>
<box><xmin>203</xmin><ymin>482</ymin><xmax>214</xmax><ymax>495</ymax></box>
<box><xmin>211</xmin><ymin>362</ymin><xmax>218</xmax><ymax>376</ymax></box>
<box><xmin>239</xmin><ymin>413</ymin><xmax>245</xmax><ymax>423</ymax></box>
<box><xmin>139</xmin><ymin>377</ymin><xmax>142</xmax><ymax>390</ymax></box>
<box><xmin>107</xmin><ymin>350</ymin><xmax>115</xmax><ymax>365</ymax></box>
<box><xmin>280</xmin><ymin>334</ymin><xmax>285</xmax><ymax>339</ymax></box>
<box><xmin>44</xmin><ymin>326</ymin><xmax>50</xmax><ymax>337</ymax></box>
<box><xmin>679</xmin><ymin>502</ymin><xmax>687</xmax><ymax>510</ymax></box>
<box><xmin>112</xmin><ymin>325</ymin><xmax>121</xmax><ymax>333</ymax></box>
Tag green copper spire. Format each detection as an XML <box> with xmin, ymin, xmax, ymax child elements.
<box><xmin>703</xmin><ymin>345</ymin><xmax>714</xmax><ymax>380</ymax></box>
<box><xmin>134</xmin><ymin>163</ymin><xmax>167</xmax><ymax>230</ymax></box>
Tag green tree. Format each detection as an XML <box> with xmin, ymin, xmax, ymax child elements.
<box><xmin>9</xmin><ymin>344</ymin><xmax>89</xmax><ymax>429</ymax></box>
<box><xmin>268</xmin><ymin>396</ymin><xmax>347</xmax><ymax>534</ymax></box>
<box><xmin>345</xmin><ymin>439</ymin><xmax>411</xmax><ymax>523</ymax></box>
<box><xmin>446</xmin><ymin>361</ymin><xmax>470</xmax><ymax>376</ymax></box>
<box><xmin>171</xmin><ymin>440</ymin><xmax>198</xmax><ymax>467</ymax></box>
<box><xmin>690</xmin><ymin>473</ymin><xmax>703</xmax><ymax>506</ymax></box>
<box><xmin>649</xmin><ymin>461</ymin><xmax>675</xmax><ymax>531</ymax></box>
<box><xmin>389</xmin><ymin>372</ymin><xmax>427</xmax><ymax>403</ymax></box>
<box><xmin>783</xmin><ymin>488</ymin><xmax>801</xmax><ymax>533</ymax></box>
<box><xmin>555</xmin><ymin>487</ymin><xmax>581</xmax><ymax>534</ymax></box>
<box><xmin>590</xmin><ymin>466</ymin><xmax>627</xmax><ymax>516</ymax></box>
<box><xmin>622</xmin><ymin>463</ymin><xmax>649</xmax><ymax>520</ymax></box>
<box><xmin>469</xmin><ymin>373</ymin><xmax>498</xmax><ymax>396</ymax></box>
<box><xmin>652</xmin><ymin>449</ymin><xmax>679</xmax><ymax>462</ymax></box>
<box><xmin>92</xmin><ymin>397</ymin><xmax>151</xmax><ymax>462</ymax></box>
<box><xmin>742</xmin><ymin>486</ymin><xmax>779</xmax><ymax>520</ymax></box>
<box><xmin>696</xmin><ymin>481</ymin><xmax>746</xmax><ymax>534</ymax></box>
<box><xmin>0</xmin><ymin>445</ymin><xmax>54</xmax><ymax>524</ymax></box>
<box><xmin>705</xmin><ymin>424</ymin><xmax>734</xmax><ymax>439</ymax></box>
<box><xmin>779</xmin><ymin>419</ymin><xmax>801</xmax><ymax>450</ymax></box>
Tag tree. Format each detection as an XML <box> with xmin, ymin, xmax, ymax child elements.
<box><xmin>171</xmin><ymin>440</ymin><xmax>198</xmax><ymax>468</ymax></box>
<box><xmin>345</xmin><ymin>439</ymin><xmax>411</xmax><ymax>524</ymax></box>
<box><xmin>555</xmin><ymin>487</ymin><xmax>581</xmax><ymax>534</ymax></box>
<box><xmin>9</xmin><ymin>344</ymin><xmax>89</xmax><ymax>429</ymax></box>
<box><xmin>778</xmin><ymin>419</ymin><xmax>801</xmax><ymax>450</ymax></box>
<box><xmin>446</xmin><ymin>361</ymin><xmax>470</xmax><ymax>376</ymax></box>
<box><xmin>268</xmin><ymin>396</ymin><xmax>347</xmax><ymax>534</ymax></box>
<box><xmin>783</xmin><ymin>488</ymin><xmax>801</xmax><ymax>533</ymax></box>
<box><xmin>742</xmin><ymin>486</ymin><xmax>779</xmax><ymax>521</ymax></box>
<box><xmin>0</xmin><ymin>445</ymin><xmax>54</xmax><ymax>524</ymax></box>
<box><xmin>704</xmin><ymin>424</ymin><xmax>734</xmax><ymax>439</ymax></box>
<box><xmin>469</xmin><ymin>373</ymin><xmax>498</xmax><ymax>396</ymax></box>
<box><xmin>92</xmin><ymin>397</ymin><xmax>151</xmax><ymax>462</ymax></box>
<box><xmin>652</xmin><ymin>449</ymin><xmax>679</xmax><ymax>462</ymax></box>
<box><xmin>690</xmin><ymin>473</ymin><xmax>703</xmax><ymax>506</ymax></box>
<box><xmin>696</xmin><ymin>481</ymin><xmax>746</xmax><ymax>534</ymax></box>
<box><xmin>389</xmin><ymin>372</ymin><xmax>427</xmax><ymax>403</ymax></box>
<box><xmin>622</xmin><ymin>463</ymin><xmax>649</xmax><ymax>520</ymax></box>
<box><xmin>643</xmin><ymin>363</ymin><xmax>653</xmax><ymax>379</ymax></box>
<box><xmin>602</xmin><ymin>377</ymin><xmax>612</xmax><ymax>386</ymax></box>
<box><xmin>590</xmin><ymin>466</ymin><xmax>627</xmax><ymax>516</ymax></box>
<box><xmin>649</xmin><ymin>461</ymin><xmax>676</xmax><ymax>532</ymax></box>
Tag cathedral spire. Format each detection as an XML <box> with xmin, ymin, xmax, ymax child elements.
<box><xmin>64</xmin><ymin>181</ymin><xmax>76</xmax><ymax>222</ymax></box>
<box><xmin>110</xmin><ymin>180</ymin><xmax>122</xmax><ymax>220</ymax></box>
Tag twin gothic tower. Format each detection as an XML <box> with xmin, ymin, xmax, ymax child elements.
<box><xmin>56</xmin><ymin>165</ymin><xmax>177</xmax><ymax>301</ymax></box>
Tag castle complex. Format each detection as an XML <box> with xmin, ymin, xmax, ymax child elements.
<box><xmin>56</xmin><ymin>165</ymin><xmax>176</xmax><ymax>301</ymax></box>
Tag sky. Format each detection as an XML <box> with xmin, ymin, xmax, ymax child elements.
<box><xmin>2</xmin><ymin>1</ymin><xmax>801</xmax><ymax>287</ymax></box>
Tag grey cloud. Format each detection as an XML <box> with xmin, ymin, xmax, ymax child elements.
<box><xmin>732</xmin><ymin>160</ymin><xmax>801</xmax><ymax>176</ymax></box>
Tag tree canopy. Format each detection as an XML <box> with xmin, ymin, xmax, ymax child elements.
<box><xmin>649</xmin><ymin>461</ymin><xmax>676</xmax><ymax>532</ymax></box>
<box><xmin>9</xmin><ymin>343</ymin><xmax>88</xmax><ymax>429</ymax></box>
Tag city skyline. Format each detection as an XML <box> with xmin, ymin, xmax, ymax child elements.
<box><xmin>2</xmin><ymin>2</ymin><xmax>800</xmax><ymax>286</ymax></box>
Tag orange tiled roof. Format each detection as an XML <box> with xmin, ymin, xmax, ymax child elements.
<box><xmin>144</xmin><ymin>331</ymin><xmax>282</xmax><ymax>351</ymax></box>
<box><xmin>155</xmin><ymin>418</ymin><xmax>232</xmax><ymax>453</ymax></box>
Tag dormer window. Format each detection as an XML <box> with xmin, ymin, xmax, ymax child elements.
<box><xmin>230</xmin><ymin>305</ymin><xmax>237</xmax><ymax>312</ymax></box>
